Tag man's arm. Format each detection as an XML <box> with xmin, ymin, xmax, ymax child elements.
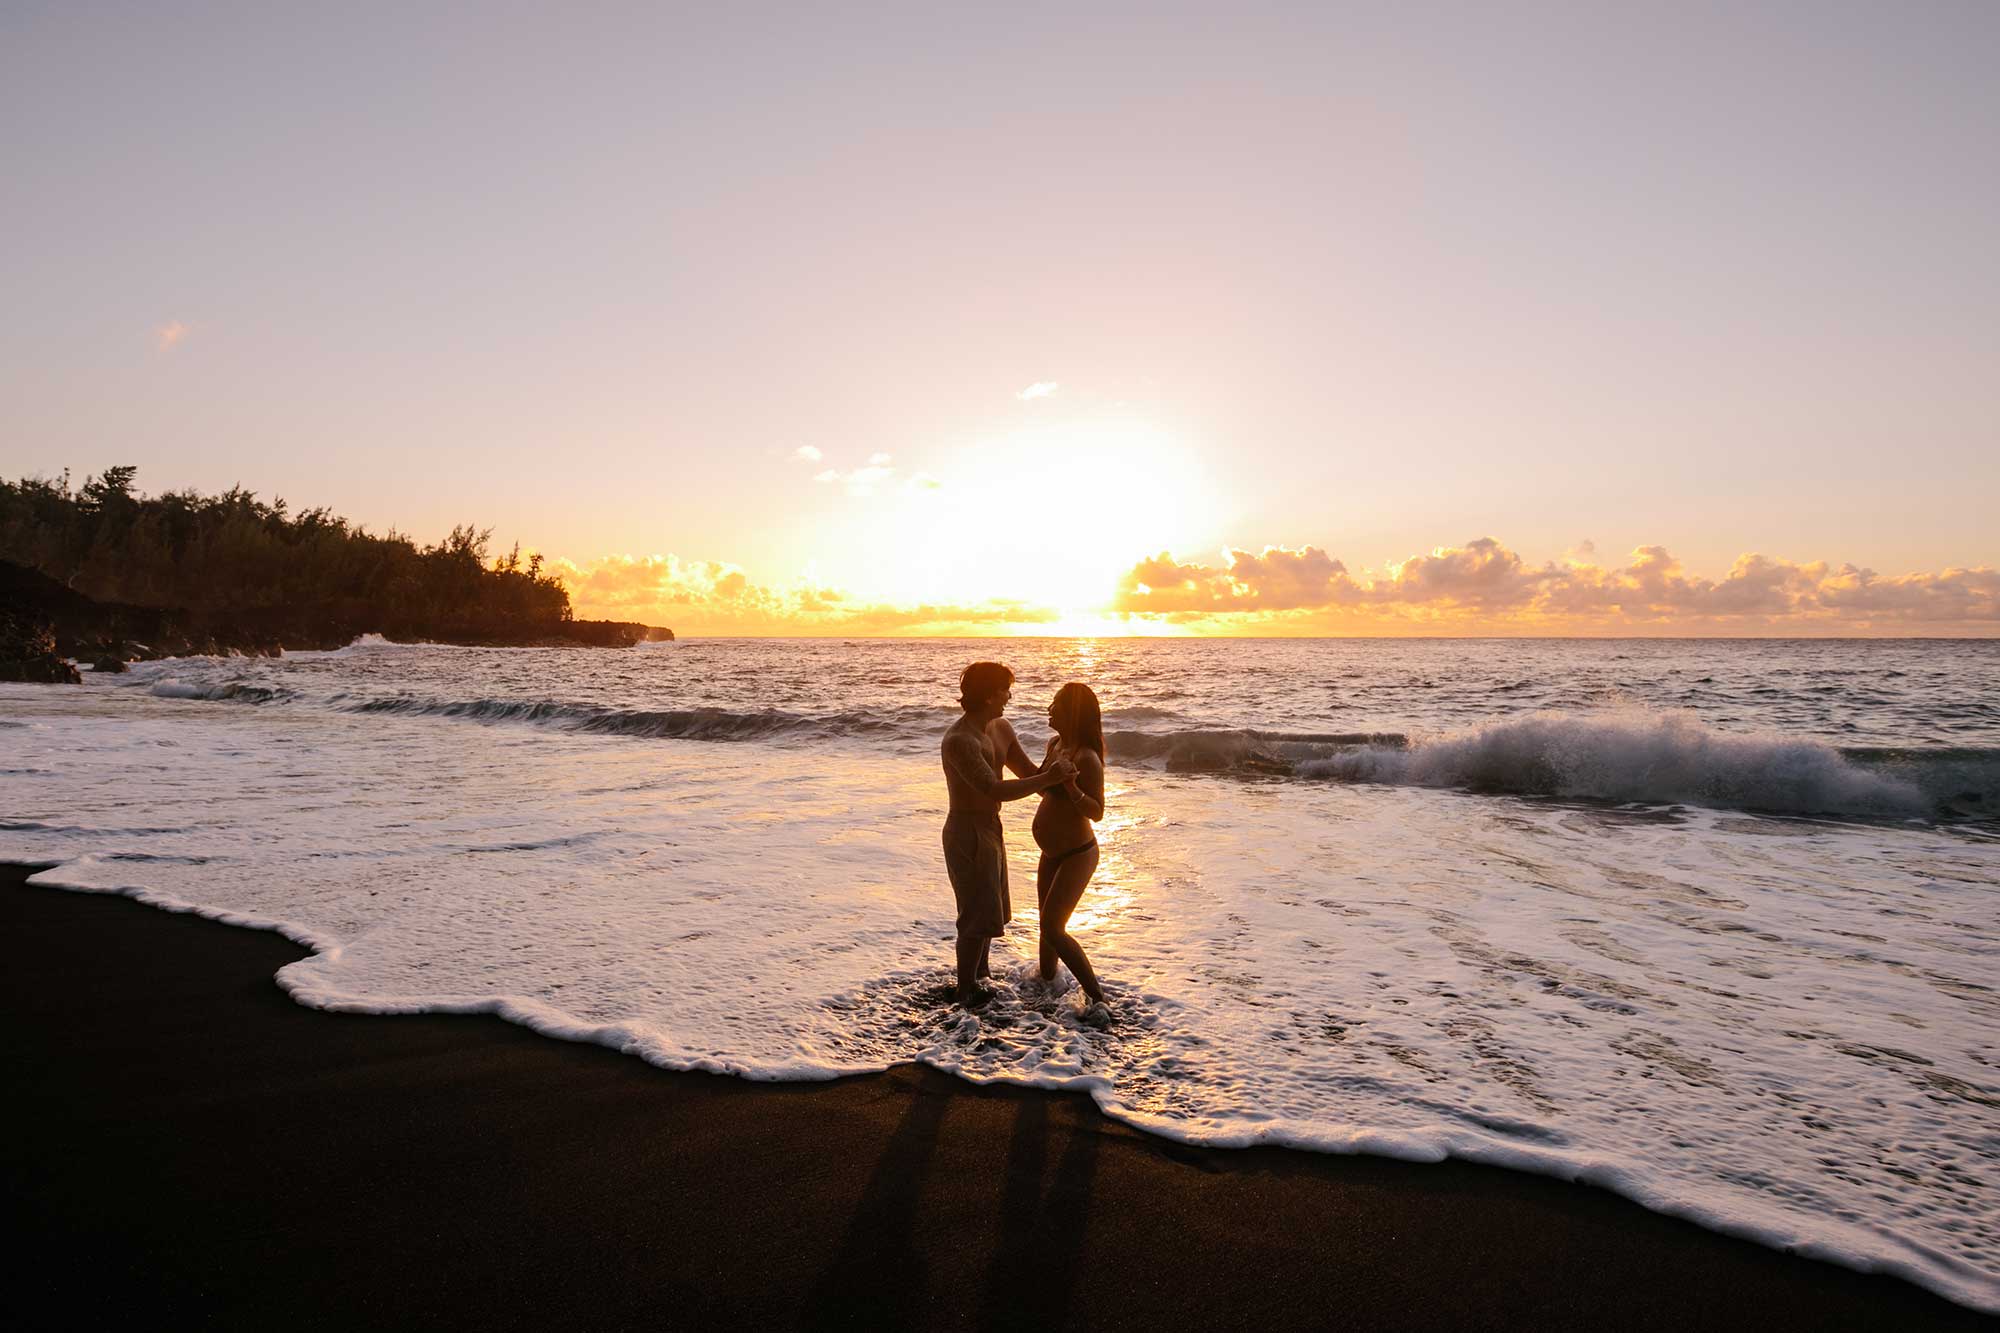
<box><xmin>945</xmin><ymin>731</ymin><xmax>1071</xmax><ymax>803</ymax></box>
<box><xmin>996</xmin><ymin>719</ymin><xmax>1040</xmax><ymax>778</ymax></box>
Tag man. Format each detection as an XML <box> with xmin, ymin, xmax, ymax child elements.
<box><xmin>940</xmin><ymin>661</ymin><xmax>1074</xmax><ymax>1008</ymax></box>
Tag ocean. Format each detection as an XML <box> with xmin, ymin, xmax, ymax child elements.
<box><xmin>3</xmin><ymin>636</ymin><xmax>1996</xmax><ymax>1312</ymax></box>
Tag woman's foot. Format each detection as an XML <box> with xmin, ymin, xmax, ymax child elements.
<box><xmin>956</xmin><ymin>984</ymin><xmax>995</xmax><ymax>1010</ymax></box>
<box><xmin>1080</xmin><ymin>1000</ymin><xmax>1112</xmax><ymax>1027</ymax></box>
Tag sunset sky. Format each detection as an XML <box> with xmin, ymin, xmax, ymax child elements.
<box><xmin>4</xmin><ymin>3</ymin><xmax>1995</xmax><ymax>634</ymax></box>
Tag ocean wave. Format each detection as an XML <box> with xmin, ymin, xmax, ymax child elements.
<box><xmin>347</xmin><ymin>695</ymin><xmax>956</xmax><ymax>744</ymax></box>
<box><xmin>142</xmin><ymin>669</ymin><xmax>1997</xmax><ymax>819</ymax></box>
<box><xmin>336</xmin><ymin>633</ymin><xmax>413</xmax><ymax>653</ymax></box>
<box><xmin>1108</xmin><ymin>728</ymin><xmax>1409</xmax><ymax>772</ymax></box>
<box><xmin>149</xmin><ymin>680</ymin><xmax>288</xmax><ymax>704</ymax></box>
<box><xmin>1293</xmin><ymin>714</ymin><xmax>1997</xmax><ymax>818</ymax></box>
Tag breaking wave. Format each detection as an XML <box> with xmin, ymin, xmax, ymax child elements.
<box><xmin>141</xmin><ymin>676</ymin><xmax>1997</xmax><ymax>819</ymax></box>
<box><xmin>320</xmin><ymin>632</ymin><xmax>413</xmax><ymax>655</ymax></box>
<box><xmin>1293</xmin><ymin>714</ymin><xmax>1998</xmax><ymax>818</ymax></box>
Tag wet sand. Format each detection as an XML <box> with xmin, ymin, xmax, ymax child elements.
<box><xmin>2</xmin><ymin>863</ymin><xmax>1988</xmax><ymax>1331</ymax></box>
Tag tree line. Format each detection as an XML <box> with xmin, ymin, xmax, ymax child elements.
<box><xmin>0</xmin><ymin>468</ymin><xmax>580</xmax><ymax>646</ymax></box>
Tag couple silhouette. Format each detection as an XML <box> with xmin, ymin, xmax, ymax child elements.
<box><xmin>939</xmin><ymin>661</ymin><xmax>1108</xmax><ymax>1016</ymax></box>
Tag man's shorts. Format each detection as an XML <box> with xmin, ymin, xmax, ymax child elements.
<box><xmin>943</xmin><ymin>811</ymin><xmax>1010</xmax><ymax>939</ymax></box>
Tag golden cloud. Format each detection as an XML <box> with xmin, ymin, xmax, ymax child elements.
<box><xmin>547</xmin><ymin>540</ymin><xmax>1997</xmax><ymax>637</ymax></box>
<box><xmin>548</xmin><ymin>554</ymin><xmax>1057</xmax><ymax>636</ymax></box>
<box><xmin>1114</xmin><ymin>539</ymin><xmax>2000</xmax><ymax>633</ymax></box>
<box><xmin>1118</xmin><ymin>545</ymin><xmax>1362</xmax><ymax>613</ymax></box>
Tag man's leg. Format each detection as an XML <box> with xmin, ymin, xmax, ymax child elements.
<box><xmin>956</xmin><ymin>933</ymin><xmax>991</xmax><ymax>1006</ymax></box>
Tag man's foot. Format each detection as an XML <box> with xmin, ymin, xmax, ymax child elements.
<box><xmin>956</xmin><ymin>985</ymin><xmax>995</xmax><ymax>1010</ymax></box>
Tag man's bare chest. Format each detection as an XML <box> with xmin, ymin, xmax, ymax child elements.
<box><xmin>978</xmin><ymin>724</ymin><xmax>1010</xmax><ymax>772</ymax></box>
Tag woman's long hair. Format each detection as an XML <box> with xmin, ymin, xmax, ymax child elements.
<box><xmin>1049</xmin><ymin>682</ymin><xmax>1105</xmax><ymax>763</ymax></box>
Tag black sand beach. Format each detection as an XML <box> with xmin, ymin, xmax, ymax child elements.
<box><xmin>2</xmin><ymin>862</ymin><xmax>1989</xmax><ymax>1331</ymax></box>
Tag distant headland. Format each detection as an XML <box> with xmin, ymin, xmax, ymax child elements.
<box><xmin>1</xmin><ymin>468</ymin><xmax>670</xmax><ymax>681</ymax></box>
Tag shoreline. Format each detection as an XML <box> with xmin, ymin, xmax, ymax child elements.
<box><xmin>3</xmin><ymin>862</ymin><xmax>1990</xmax><ymax>1329</ymax></box>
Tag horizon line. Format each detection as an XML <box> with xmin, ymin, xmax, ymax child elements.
<box><xmin>625</xmin><ymin>632</ymin><xmax>2000</xmax><ymax>642</ymax></box>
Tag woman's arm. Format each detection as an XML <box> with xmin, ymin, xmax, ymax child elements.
<box><xmin>1063</xmin><ymin>751</ymin><xmax>1106</xmax><ymax>821</ymax></box>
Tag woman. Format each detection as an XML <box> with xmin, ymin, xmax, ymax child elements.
<box><xmin>1033</xmin><ymin>681</ymin><xmax>1108</xmax><ymax>1011</ymax></box>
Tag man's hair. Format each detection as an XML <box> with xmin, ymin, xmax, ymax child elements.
<box><xmin>958</xmin><ymin>661</ymin><xmax>1014</xmax><ymax>711</ymax></box>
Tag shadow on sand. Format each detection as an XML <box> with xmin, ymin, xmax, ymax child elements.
<box><xmin>808</xmin><ymin>1070</ymin><xmax>1100</xmax><ymax>1328</ymax></box>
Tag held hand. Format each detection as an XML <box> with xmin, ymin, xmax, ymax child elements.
<box><xmin>1048</xmin><ymin>757</ymin><xmax>1078</xmax><ymax>783</ymax></box>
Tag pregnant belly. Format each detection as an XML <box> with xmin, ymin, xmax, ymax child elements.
<box><xmin>1032</xmin><ymin>799</ymin><xmax>1090</xmax><ymax>851</ymax></box>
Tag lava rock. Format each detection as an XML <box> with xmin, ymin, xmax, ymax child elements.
<box><xmin>0</xmin><ymin>608</ymin><xmax>81</xmax><ymax>684</ymax></box>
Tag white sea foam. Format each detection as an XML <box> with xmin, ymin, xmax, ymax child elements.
<box><xmin>340</xmin><ymin>632</ymin><xmax>409</xmax><ymax>652</ymax></box>
<box><xmin>1298</xmin><ymin>712</ymin><xmax>1933</xmax><ymax>815</ymax></box>
<box><xmin>4</xmin><ymin>638</ymin><xmax>1998</xmax><ymax>1312</ymax></box>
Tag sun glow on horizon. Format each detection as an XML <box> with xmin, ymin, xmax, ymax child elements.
<box><xmin>999</xmin><ymin>611</ymin><xmax>1193</xmax><ymax>639</ymax></box>
<box><xmin>868</xmin><ymin>415</ymin><xmax>1214</xmax><ymax>616</ymax></box>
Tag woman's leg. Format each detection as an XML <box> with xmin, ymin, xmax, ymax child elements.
<box><xmin>1036</xmin><ymin>853</ymin><xmax>1060</xmax><ymax>980</ymax></box>
<box><xmin>1040</xmin><ymin>845</ymin><xmax>1103</xmax><ymax>1002</ymax></box>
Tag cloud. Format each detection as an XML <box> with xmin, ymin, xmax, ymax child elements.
<box><xmin>1811</xmin><ymin>563</ymin><xmax>2000</xmax><ymax>621</ymax></box>
<box><xmin>1114</xmin><ymin>538</ymin><xmax>2000</xmax><ymax>632</ymax></box>
<box><xmin>547</xmin><ymin>554</ymin><xmax>1056</xmax><ymax>635</ymax></box>
<box><xmin>809</xmin><ymin>452</ymin><xmax>899</xmax><ymax>496</ymax></box>
<box><xmin>1118</xmin><ymin>545</ymin><xmax>1362</xmax><ymax>613</ymax></box>
<box><xmin>791</xmin><ymin>445</ymin><xmax>822</xmax><ymax>462</ymax></box>
<box><xmin>155</xmin><ymin>321</ymin><xmax>188</xmax><ymax>351</ymax></box>
<box><xmin>1380</xmin><ymin>537</ymin><xmax>1542</xmax><ymax>607</ymax></box>
<box><xmin>544</xmin><ymin>538</ymin><xmax>1997</xmax><ymax>637</ymax></box>
<box><xmin>1016</xmin><ymin>381</ymin><xmax>1059</xmax><ymax>400</ymax></box>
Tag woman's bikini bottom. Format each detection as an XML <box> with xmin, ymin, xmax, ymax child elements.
<box><xmin>1042</xmin><ymin>838</ymin><xmax>1098</xmax><ymax>867</ymax></box>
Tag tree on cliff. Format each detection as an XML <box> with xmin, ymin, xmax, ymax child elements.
<box><xmin>0</xmin><ymin>469</ymin><xmax>574</xmax><ymax>641</ymax></box>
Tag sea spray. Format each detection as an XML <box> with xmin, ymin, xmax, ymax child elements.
<box><xmin>1297</xmin><ymin>712</ymin><xmax>1932</xmax><ymax>816</ymax></box>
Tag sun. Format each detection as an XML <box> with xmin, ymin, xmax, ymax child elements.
<box><xmin>877</xmin><ymin>415</ymin><xmax>1213</xmax><ymax>616</ymax></box>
